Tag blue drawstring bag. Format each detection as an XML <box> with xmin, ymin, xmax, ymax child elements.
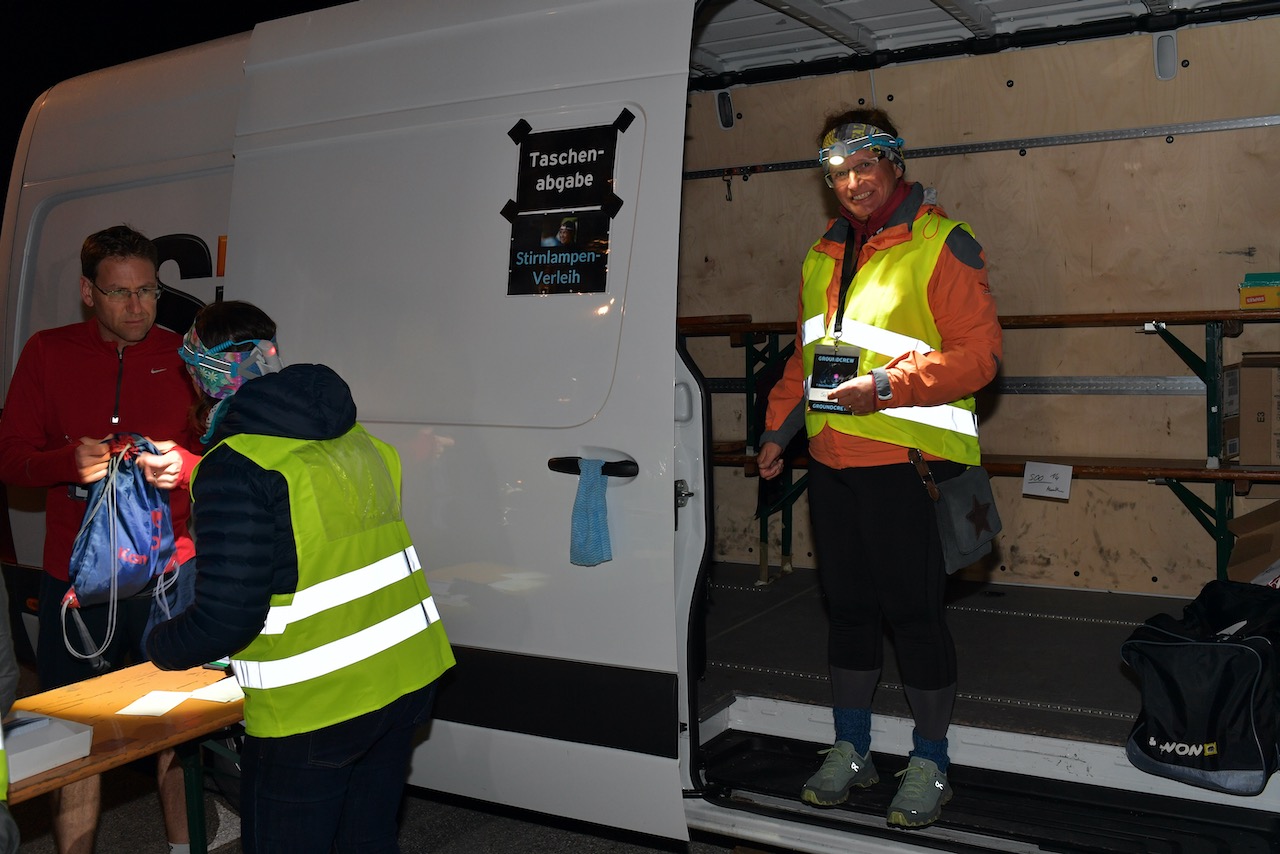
<box><xmin>63</xmin><ymin>433</ymin><xmax>179</xmax><ymax>670</ymax></box>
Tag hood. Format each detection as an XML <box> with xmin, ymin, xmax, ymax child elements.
<box><xmin>213</xmin><ymin>363</ymin><xmax>357</xmax><ymax>443</ymax></box>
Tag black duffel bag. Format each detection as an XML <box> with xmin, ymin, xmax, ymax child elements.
<box><xmin>1120</xmin><ymin>579</ymin><xmax>1280</xmax><ymax>795</ymax></box>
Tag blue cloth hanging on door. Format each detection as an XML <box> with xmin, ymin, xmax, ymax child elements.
<box><xmin>570</xmin><ymin>459</ymin><xmax>612</xmax><ymax>566</ymax></box>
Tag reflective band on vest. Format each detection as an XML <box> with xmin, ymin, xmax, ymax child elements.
<box><xmin>0</xmin><ymin>723</ymin><xmax>7</xmax><ymax>802</ymax></box>
<box><xmin>233</xmin><ymin>597</ymin><xmax>440</xmax><ymax>690</ymax></box>
<box><xmin>802</xmin><ymin>315</ymin><xmax>932</xmax><ymax>358</ymax></box>
<box><xmin>880</xmin><ymin>401</ymin><xmax>978</xmax><ymax>436</ymax></box>
<box><xmin>261</xmin><ymin>546</ymin><xmax>425</xmax><ymax>635</ymax></box>
<box><xmin>800</xmin><ymin>313</ymin><xmax>980</xmax><ymax>439</ymax></box>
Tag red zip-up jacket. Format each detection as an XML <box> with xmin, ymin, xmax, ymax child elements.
<box><xmin>0</xmin><ymin>319</ymin><xmax>200</xmax><ymax>580</ymax></box>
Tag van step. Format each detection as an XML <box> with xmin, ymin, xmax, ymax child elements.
<box><xmin>700</xmin><ymin>730</ymin><xmax>1279</xmax><ymax>853</ymax></box>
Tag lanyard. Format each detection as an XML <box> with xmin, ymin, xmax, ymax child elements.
<box><xmin>833</xmin><ymin>221</ymin><xmax>863</xmax><ymax>340</ymax></box>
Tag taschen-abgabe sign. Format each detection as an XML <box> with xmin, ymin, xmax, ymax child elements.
<box><xmin>502</xmin><ymin>112</ymin><xmax>631</xmax><ymax>295</ymax></box>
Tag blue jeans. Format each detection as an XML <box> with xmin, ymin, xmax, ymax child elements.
<box><xmin>240</xmin><ymin>682</ymin><xmax>438</xmax><ymax>854</ymax></box>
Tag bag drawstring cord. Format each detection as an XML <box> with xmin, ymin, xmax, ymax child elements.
<box><xmin>62</xmin><ymin>443</ymin><xmax>128</xmax><ymax>670</ymax></box>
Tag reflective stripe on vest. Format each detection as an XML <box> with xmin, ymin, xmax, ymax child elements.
<box><xmin>800</xmin><ymin>315</ymin><xmax>978</xmax><ymax>438</ymax></box>
<box><xmin>233</xmin><ymin>593</ymin><xmax>442</xmax><ymax>690</ymax></box>
<box><xmin>0</xmin><ymin>722</ymin><xmax>7</xmax><ymax>802</ymax></box>
<box><xmin>260</xmin><ymin>545</ymin><xmax>426</xmax><ymax>635</ymax></box>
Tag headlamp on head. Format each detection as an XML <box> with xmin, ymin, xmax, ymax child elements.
<box><xmin>180</xmin><ymin>338</ymin><xmax>281</xmax><ymax>379</ymax></box>
<box><xmin>179</xmin><ymin>329</ymin><xmax>284</xmax><ymax>400</ymax></box>
<box><xmin>819</xmin><ymin>123</ymin><xmax>904</xmax><ymax>169</ymax></box>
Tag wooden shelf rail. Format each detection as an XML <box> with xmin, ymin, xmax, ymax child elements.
<box><xmin>678</xmin><ymin>309</ymin><xmax>1280</xmax><ymax>581</ymax></box>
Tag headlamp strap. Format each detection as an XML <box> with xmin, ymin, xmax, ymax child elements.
<box><xmin>181</xmin><ymin>336</ymin><xmax>282</xmax><ymax>379</ymax></box>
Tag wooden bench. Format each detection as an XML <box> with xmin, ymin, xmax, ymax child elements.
<box><xmin>679</xmin><ymin>309</ymin><xmax>1280</xmax><ymax>581</ymax></box>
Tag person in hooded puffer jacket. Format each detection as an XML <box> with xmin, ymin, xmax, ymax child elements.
<box><xmin>147</xmin><ymin>300</ymin><xmax>454</xmax><ymax>854</ymax></box>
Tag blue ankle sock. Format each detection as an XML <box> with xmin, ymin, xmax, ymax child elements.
<box><xmin>833</xmin><ymin>707</ymin><xmax>871</xmax><ymax>756</ymax></box>
<box><xmin>911</xmin><ymin>730</ymin><xmax>949</xmax><ymax>773</ymax></box>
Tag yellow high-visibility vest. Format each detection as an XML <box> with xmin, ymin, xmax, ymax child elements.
<box><xmin>799</xmin><ymin>212</ymin><xmax>981</xmax><ymax>464</ymax></box>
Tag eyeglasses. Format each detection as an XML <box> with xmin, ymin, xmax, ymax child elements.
<box><xmin>92</xmin><ymin>283</ymin><xmax>163</xmax><ymax>302</ymax></box>
<box><xmin>824</xmin><ymin>156</ymin><xmax>882</xmax><ymax>188</ymax></box>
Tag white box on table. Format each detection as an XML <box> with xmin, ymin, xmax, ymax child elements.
<box><xmin>4</xmin><ymin>712</ymin><xmax>93</xmax><ymax>783</ymax></box>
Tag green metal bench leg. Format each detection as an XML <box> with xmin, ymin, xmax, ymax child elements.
<box><xmin>177</xmin><ymin>740</ymin><xmax>208</xmax><ymax>854</ymax></box>
<box><xmin>780</xmin><ymin>498</ymin><xmax>794</xmax><ymax>575</ymax></box>
<box><xmin>757</xmin><ymin>534</ymin><xmax>770</xmax><ymax>584</ymax></box>
<box><xmin>1161</xmin><ymin>477</ymin><xmax>1235</xmax><ymax>580</ymax></box>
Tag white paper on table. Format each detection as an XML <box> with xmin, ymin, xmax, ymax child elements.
<box><xmin>1022</xmin><ymin>461</ymin><xmax>1073</xmax><ymax>500</ymax></box>
<box><xmin>190</xmin><ymin>678</ymin><xmax>244</xmax><ymax>703</ymax></box>
<box><xmin>117</xmin><ymin>691</ymin><xmax>190</xmax><ymax>716</ymax></box>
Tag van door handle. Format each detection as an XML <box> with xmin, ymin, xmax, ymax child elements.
<box><xmin>547</xmin><ymin>457</ymin><xmax>639</xmax><ymax>478</ymax></box>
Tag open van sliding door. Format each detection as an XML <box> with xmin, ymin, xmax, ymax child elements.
<box><xmin>220</xmin><ymin>0</ymin><xmax>696</xmax><ymax>840</ymax></box>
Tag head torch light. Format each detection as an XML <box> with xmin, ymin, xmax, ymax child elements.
<box><xmin>819</xmin><ymin>123</ymin><xmax>904</xmax><ymax>169</ymax></box>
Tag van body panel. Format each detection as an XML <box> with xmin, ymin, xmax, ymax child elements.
<box><xmin>411</xmin><ymin>720</ymin><xmax>687</xmax><ymax>838</ymax></box>
<box><xmin>18</xmin><ymin>35</ymin><xmax>250</xmax><ymax>187</ymax></box>
<box><xmin>1</xmin><ymin>35</ymin><xmax>249</xmax><ymax>395</ymax></box>
<box><xmin>237</xmin><ymin>0</ymin><xmax>694</xmax><ymax>139</ymax></box>
<box><xmin>8</xmin><ymin>1</ymin><xmax>1274</xmax><ymax>850</ymax></box>
<box><xmin>0</xmin><ymin>37</ymin><xmax>250</xmax><ymax>567</ymax></box>
<box><xmin>216</xmin><ymin>0</ymin><xmax>695</xmax><ymax>838</ymax></box>
<box><xmin>1</xmin><ymin>0</ymin><xmax>696</xmax><ymax>840</ymax></box>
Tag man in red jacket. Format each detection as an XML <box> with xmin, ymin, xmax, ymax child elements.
<box><xmin>0</xmin><ymin>225</ymin><xmax>200</xmax><ymax>854</ymax></box>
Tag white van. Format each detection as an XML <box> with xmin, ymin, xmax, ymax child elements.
<box><xmin>3</xmin><ymin>2</ymin><xmax>1277</xmax><ymax>852</ymax></box>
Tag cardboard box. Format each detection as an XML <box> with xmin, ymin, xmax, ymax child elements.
<box><xmin>1239</xmin><ymin>272</ymin><xmax>1280</xmax><ymax>310</ymax></box>
<box><xmin>1222</xmin><ymin>414</ymin><xmax>1240</xmax><ymax>460</ymax></box>
<box><xmin>3</xmin><ymin>712</ymin><xmax>93</xmax><ymax>783</ymax></box>
<box><xmin>1228</xmin><ymin>500</ymin><xmax>1280</xmax><ymax>583</ymax></box>
<box><xmin>1222</xmin><ymin>361</ymin><xmax>1241</xmax><ymax>419</ymax></box>
<box><xmin>1221</xmin><ymin>361</ymin><xmax>1241</xmax><ymax>460</ymax></box>
<box><xmin>1237</xmin><ymin>353</ymin><xmax>1280</xmax><ymax>466</ymax></box>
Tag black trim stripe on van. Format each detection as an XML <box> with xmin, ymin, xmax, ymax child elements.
<box><xmin>431</xmin><ymin>646</ymin><xmax>679</xmax><ymax>759</ymax></box>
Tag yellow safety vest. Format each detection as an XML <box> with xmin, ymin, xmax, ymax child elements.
<box><xmin>800</xmin><ymin>212</ymin><xmax>981</xmax><ymax>464</ymax></box>
<box><xmin>0</xmin><ymin>722</ymin><xmax>7</xmax><ymax>802</ymax></box>
<box><xmin>195</xmin><ymin>424</ymin><xmax>454</xmax><ymax>738</ymax></box>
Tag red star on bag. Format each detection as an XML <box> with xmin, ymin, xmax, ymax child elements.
<box><xmin>967</xmin><ymin>495</ymin><xmax>994</xmax><ymax>536</ymax></box>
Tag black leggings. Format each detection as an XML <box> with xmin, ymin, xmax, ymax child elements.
<box><xmin>807</xmin><ymin>459</ymin><xmax>959</xmax><ymax>691</ymax></box>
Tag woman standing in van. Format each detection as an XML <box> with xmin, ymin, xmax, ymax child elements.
<box><xmin>147</xmin><ymin>300</ymin><xmax>454</xmax><ymax>853</ymax></box>
<box><xmin>757</xmin><ymin>109</ymin><xmax>1002</xmax><ymax>829</ymax></box>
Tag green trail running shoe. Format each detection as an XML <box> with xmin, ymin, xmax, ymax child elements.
<box><xmin>887</xmin><ymin>756</ymin><xmax>952</xmax><ymax>828</ymax></box>
<box><xmin>800</xmin><ymin>740</ymin><xmax>879</xmax><ymax>806</ymax></box>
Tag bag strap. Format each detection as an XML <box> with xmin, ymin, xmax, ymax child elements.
<box><xmin>907</xmin><ymin>448</ymin><xmax>941</xmax><ymax>501</ymax></box>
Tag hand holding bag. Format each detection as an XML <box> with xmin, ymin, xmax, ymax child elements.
<box><xmin>63</xmin><ymin>433</ymin><xmax>179</xmax><ymax>668</ymax></box>
<box><xmin>909</xmin><ymin>449</ymin><xmax>1001</xmax><ymax>574</ymax></box>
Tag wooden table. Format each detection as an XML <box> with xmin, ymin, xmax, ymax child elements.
<box><xmin>10</xmin><ymin>662</ymin><xmax>245</xmax><ymax>853</ymax></box>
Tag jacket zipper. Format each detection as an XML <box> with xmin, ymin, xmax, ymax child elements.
<box><xmin>112</xmin><ymin>348</ymin><xmax>123</xmax><ymax>425</ymax></box>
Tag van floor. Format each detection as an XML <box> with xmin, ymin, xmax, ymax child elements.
<box><xmin>695</xmin><ymin>561</ymin><xmax>1188</xmax><ymax>744</ymax></box>
<box><xmin>693</xmin><ymin>562</ymin><xmax>1280</xmax><ymax>852</ymax></box>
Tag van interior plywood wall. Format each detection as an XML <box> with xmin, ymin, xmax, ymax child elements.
<box><xmin>678</xmin><ymin>19</ymin><xmax>1280</xmax><ymax>596</ymax></box>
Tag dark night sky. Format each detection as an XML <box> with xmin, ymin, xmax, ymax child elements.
<box><xmin>2</xmin><ymin>2</ymin><xmax>346</xmax><ymax>226</ymax></box>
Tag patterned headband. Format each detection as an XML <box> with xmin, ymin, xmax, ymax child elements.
<box><xmin>819</xmin><ymin>122</ymin><xmax>906</xmax><ymax>172</ymax></box>
<box><xmin>179</xmin><ymin>327</ymin><xmax>283</xmax><ymax>400</ymax></box>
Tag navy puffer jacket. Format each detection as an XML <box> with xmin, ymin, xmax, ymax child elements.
<box><xmin>147</xmin><ymin>364</ymin><xmax>357</xmax><ymax>670</ymax></box>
